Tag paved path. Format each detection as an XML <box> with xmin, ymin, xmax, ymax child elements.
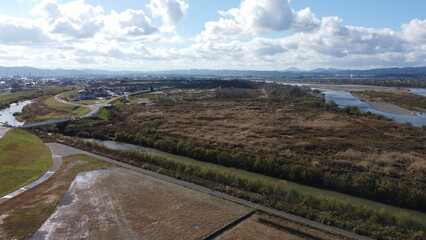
<box><xmin>0</xmin><ymin>127</ymin><xmax>9</xmax><ymax>139</ymax></box>
<box><xmin>54</xmin><ymin>90</ymin><xmax>150</xmax><ymax>118</ymax></box>
<box><xmin>0</xmin><ymin>147</ymin><xmax>62</xmax><ymax>204</ymax></box>
<box><xmin>47</xmin><ymin>142</ymin><xmax>372</xmax><ymax>240</ymax></box>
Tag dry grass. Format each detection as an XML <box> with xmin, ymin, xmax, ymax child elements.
<box><xmin>218</xmin><ymin>212</ymin><xmax>347</xmax><ymax>240</ymax></box>
<box><xmin>335</xmin><ymin>149</ymin><xmax>425</xmax><ymax>174</ymax></box>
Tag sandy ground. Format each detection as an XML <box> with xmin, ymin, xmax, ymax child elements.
<box><xmin>33</xmin><ymin>168</ymin><xmax>250</xmax><ymax>240</ymax></box>
<box><xmin>368</xmin><ymin>102</ymin><xmax>416</xmax><ymax>116</ymax></box>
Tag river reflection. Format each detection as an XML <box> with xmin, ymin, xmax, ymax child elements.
<box><xmin>321</xmin><ymin>89</ymin><xmax>426</xmax><ymax>127</ymax></box>
<box><xmin>0</xmin><ymin>100</ymin><xmax>31</xmax><ymax>127</ymax></box>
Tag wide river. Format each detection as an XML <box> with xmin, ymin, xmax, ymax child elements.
<box><xmin>279</xmin><ymin>82</ymin><xmax>426</xmax><ymax>127</ymax></box>
<box><xmin>321</xmin><ymin>89</ymin><xmax>426</xmax><ymax>127</ymax></box>
<box><xmin>87</xmin><ymin>138</ymin><xmax>426</xmax><ymax>225</ymax></box>
<box><xmin>0</xmin><ymin>100</ymin><xmax>31</xmax><ymax>127</ymax></box>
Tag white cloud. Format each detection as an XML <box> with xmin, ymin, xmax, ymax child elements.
<box><xmin>0</xmin><ymin>0</ymin><xmax>425</xmax><ymax>70</ymax></box>
<box><xmin>32</xmin><ymin>0</ymin><xmax>105</xmax><ymax>39</ymax></box>
<box><xmin>108</xmin><ymin>9</ymin><xmax>158</xmax><ymax>38</ymax></box>
<box><xmin>0</xmin><ymin>15</ymin><xmax>50</xmax><ymax>45</ymax></box>
<box><xmin>197</xmin><ymin>0</ymin><xmax>319</xmax><ymax>41</ymax></box>
<box><xmin>401</xmin><ymin>19</ymin><xmax>426</xmax><ymax>44</ymax></box>
<box><xmin>147</xmin><ymin>0</ymin><xmax>188</xmax><ymax>32</ymax></box>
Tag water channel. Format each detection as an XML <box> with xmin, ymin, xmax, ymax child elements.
<box><xmin>0</xmin><ymin>100</ymin><xmax>31</xmax><ymax>127</ymax></box>
<box><xmin>87</xmin><ymin>138</ymin><xmax>426</xmax><ymax>224</ymax></box>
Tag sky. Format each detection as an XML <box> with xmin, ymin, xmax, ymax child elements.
<box><xmin>0</xmin><ymin>0</ymin><xmax>425</xmax><ymax>71</ymax></box>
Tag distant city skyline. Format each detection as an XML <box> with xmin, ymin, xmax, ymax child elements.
<box><xmin>0</xmin><ymin>0</ymin><xmax>425</xmax><ymax>71</ymax></box>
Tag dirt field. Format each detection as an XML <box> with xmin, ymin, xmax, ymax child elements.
<box><xmin>0</xmin><ymin>155</ymin><xmax>115</xmax><ymax>240</ymax></box>
<box><xmin>33</xmin><ymin>168</ymin><xmax>250</xmax><ymax>240</ymax></box>
<box><xmin>218</xmin><ymin>212</ymin><xmax>347</xmax><ymax>240</ymax></box>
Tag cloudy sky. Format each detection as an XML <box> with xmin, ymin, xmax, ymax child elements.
<box><xmin>0</xmin><ymin>0</ymin><xmax>425</xmax><ymax>71</ymax></box>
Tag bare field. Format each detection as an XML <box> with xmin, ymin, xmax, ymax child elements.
<box><xmin>0</xmin><ymin>154</ymin><xmax>115</xmax><ymax>240</ymax></box>
<box><xmin>34</xmin><ymin>168</ymin><xmax>250</xmax><ymax>240</ymax></box>
<box><xmin>218</xmin><ymin>213</ymin><xmax>347</xmax><ymax>240</ymax></box>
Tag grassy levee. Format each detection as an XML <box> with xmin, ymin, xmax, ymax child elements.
<box><xmin>0</xmin><ymin>154</ymin><xmax>116</xmax><ymax>239</ymax></box>
<box><xmin>0</xmin><ymin>87</ymin><xmax>76</xmax><ymax>110</ymax></box>
<box><xmin>0</xmin><ymin>91</ymin><xmax>39</xmax><ymax>110</ymax></box>
<box><xmin>0</xmin><ymin>129</ymin><xmax>52</xmax><ymax>197</ymax></box>
<box><xmin>44</xmin><ymin>97</ymin><xmax>91</xmax><ymax>116</ymax></box>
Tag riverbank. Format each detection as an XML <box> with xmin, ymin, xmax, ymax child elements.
<box><xmin>0</xmin><ymin>129</ymin><xmax>52</xmax><ymax>197</ymax></box>
<box><xmin>368</xmin><ymin>102</ymin><xmax>417</xmax><ymax>116</ymax></box>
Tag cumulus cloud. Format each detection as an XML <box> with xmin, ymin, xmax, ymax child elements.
<box><xmin>32</xmin><ymin>0</ymin><xmax>105</xmax><ymax>39</ymax></box>
<box><xmin>197</xmin><ymin>0</ymin><xmax>319</xmax><ymax>41</ymax></box>
<box><xmin>0</xmin><ymin>0</ymin><xmax>425</xmax><ymax>70</ymax></box>
<box><xmin>401</xmin><ymin>19</ymin><xmax>426</xmax><ymax>43</ymax></box>
<box><xmin>108</xmin><ymin>10</ymin><xmax>158</xmax><ymax>38</ymax></box>
<box><xmin>148</xmin><ymin>0</ymin><xmax>188</xmax><ymax>32</ymax></box>
<box><xmin>0</xmin><ymin>15</ymin><xmax>50</xmax><ymax>44</ymax></box>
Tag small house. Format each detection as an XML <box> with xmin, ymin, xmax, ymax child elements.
<box><xmin>77</xmin><ymin>90</ymin><xmax>96</xmax><ymax>100</ymax></box>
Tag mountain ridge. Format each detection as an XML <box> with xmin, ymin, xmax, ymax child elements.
<box><xmin>1</xmin><ymin>66</ymin><xmax>426</xmax><ymax>78</ymax></box>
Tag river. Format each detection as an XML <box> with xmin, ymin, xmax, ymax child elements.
<box><xmin>0</xmin><ymin>100</ymin><xmax>31</xmax><ymax>127</ymax></box>
<box><xmin>410</xmin><ymin>88</ymin><xmax>426</xmax><ymax>97</ymax></box>
<box><xmin>321</xmin><ymin>89</ymin><xmax>426</xmax><ymax>127</ymax></box>
<box><xmin>276</xmin><ymin>82</ymin><xmax>426</xmax><ymax>126</ymax></box>
<box><xmin>87</xmin><ymin>138</ymin><xmax>426</xmax><ymax>225</ymax></box>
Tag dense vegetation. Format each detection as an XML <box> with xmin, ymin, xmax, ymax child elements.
<box><xmin>56</xmin><ymin>137</ymin><xmax>426</xmax><ymax>240</ymax></box>
<box><xmin>56</xmin><ymin>82</ymin><xmax>426</xmax><ymax>213</ymax></box>
<box><xmin>0</xmin><ymin>129</ymin><xmax>52</xmax><ymax>197</ymax></box>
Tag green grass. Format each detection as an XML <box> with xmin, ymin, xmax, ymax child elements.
<box><xmin>0</xmin><ymin>154</ymin><xmax>116</xmax><ymax>240</ymax></box>
<box><xmin>93</xmin><ymin>107</ymin><xmax>110</xmax><ymax>121</ymax></box>
<box><xmin>0</xmin><ymin>129</ymin><xmax>52</xmax><ymax>197</ymax></box>
<box><xmin>0</xmin><ymin>91</ymin><xmax>34</xmax><ymax>102</ymax></box>
<box><xmin>44</xmin><ymin>97</ymin><xmax>91</xmax><ymax>116</ymax></box>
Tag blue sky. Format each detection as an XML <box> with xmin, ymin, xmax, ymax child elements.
<box><xmin>0</xmin><ymin>0</ymin><xmax>425</xmax><ymax>70</ymax></box>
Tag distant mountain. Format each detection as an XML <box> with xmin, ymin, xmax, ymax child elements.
<box><xmin>1</xmin><ymin>66</ymin><xmax>426</xmax><ymax>78</ymax></box>
<box><xmin>285</xmin><ymin>67</ymin><xmax>303</xmax><ymax>72</ymax></box>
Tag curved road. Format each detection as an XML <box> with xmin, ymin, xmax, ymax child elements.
<box><xmin>0</xmin><ymin>147</ymin><xmax>62</xmax><ymax>204</ymax></box>
<box><xmin>0</xmin><ymin>127</ymin><xmax>9</xmax><ymax>139</ymax></box>
<box><xmin>54</xmin><ymin>90</ymin><xmax>149</xmax><ymax>118</ymax></box>
<box><xmin>47</xmin><ymin>142</ymin><xmax>372</xmax><ymax>240</ymax></box>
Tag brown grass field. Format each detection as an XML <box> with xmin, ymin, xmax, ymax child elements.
<box><xmin>218</xmin><ymin>212</ymin><xmax>348</xmax><ymax>240</ymax></box>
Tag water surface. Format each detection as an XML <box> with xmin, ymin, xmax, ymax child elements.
<box><xmin>410</xmin><ymin>88</ymin><xmax>426</xmax><ymax>97</ymax></box>
<box><xmin>321</xmin><ymin>89</ymin><xmax>426</xmax><ymax>127</ymax></box>
<box><xmin>0</xmin><ymin>100</ymin><xmax>31</xmax><ymax>127</ymax></box>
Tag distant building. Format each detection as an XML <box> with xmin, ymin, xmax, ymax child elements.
<box><xmin>77</xmin><ymin>90</ymin><xmax>96</xmax><ymax>100</ymax></box>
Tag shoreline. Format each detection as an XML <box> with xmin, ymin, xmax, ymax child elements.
<box><xmin>368</xmin><ymin>102</ymin><xmax>417</xmax><ymax>116</ymax></box>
